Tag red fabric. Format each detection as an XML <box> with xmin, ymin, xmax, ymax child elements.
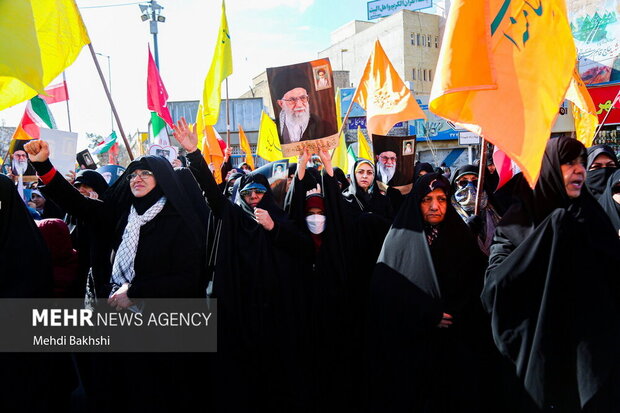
<box><xmin>39</xmin><ymin>81</ymin><xmax>69</xmax><ymax>104</ymax></box>
<box><xmin>586</xmin><ymin>85</ymin><xmax>620</xmax><ymax>124</ymax></box>
<box><xmin>493</xmin><ymin>147</ymin><xmax>514</xmax><ymax>191</ymax></box>
<box><xmin>305</xmin><ymin>195</ymin><xmax>325</xmax><ymax>212</ymax></box>
<box><xmin>146</xmin><ymin>47</ymin><xmax>174</xmax><ymax>127</ymax></box>
<box><xmin>36</xmin><ymin>219</ymin><xmax>79</xmax><ymax>298</ymax></box>
<box><xmin>39</xmin><ymin>167</ymin><xmax>57</xmax><ymax>185</ymax></box>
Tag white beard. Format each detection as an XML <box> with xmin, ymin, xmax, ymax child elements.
<box><xmin>378</xmin><ymin>163</ymin><xmax>396</xmax><ymax>184</ymax></box>
<box><xmin>280</xmin><ymin>107</ymin><xmax>310</xmax><ymax>143</ymax></box>
<box><xmin>12</xmin><ymin>159</ymin><xmax>27</xmax><ymax>175</ymax></box>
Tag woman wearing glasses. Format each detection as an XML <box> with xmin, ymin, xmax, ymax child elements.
<box><xmin>23</xmin><ymin>139</ymin><xmax>207</xmax><ymax>411</ymax></box>
<box><xmin>173</xmin><ymin>117</ymin><xmax>310</xmax><ymax>412</ymax></box>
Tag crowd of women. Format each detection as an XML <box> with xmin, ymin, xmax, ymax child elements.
<box><xmin>1</xmin><ymin>119</ymin><xmax>619</xmax><ymax>412</ymax></box>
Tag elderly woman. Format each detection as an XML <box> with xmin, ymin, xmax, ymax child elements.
<box><xmin>483</xmin><ymin>136</ymin><xmax>620</xmax><ymax>412</ymax></box>
<box><xmin>368</xmin><ymin>172</ymin><xmax>497</xmax><ymax>412</ymax></box>
<box><xmin>24</xmin><ymin>139</ymin><xmax>206</xmax><ymax>411</ymax></box>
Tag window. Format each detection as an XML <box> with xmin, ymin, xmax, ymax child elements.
<box><xmin>435</xmin><ymin>36</ymin><xmax>439</xmax><ymax>48</ymax></box>
<box><xmin>411</xmin><ymin>33</ymin><xmax>416</xmax><ymax>45</ymax></box>
<box><xmin>412</xmin><ymin>69</ymin><xmax>416</xmax><ymax>80</ymax></box>
<box><xmin>428</xmin><ymin>34</ymin><xmax>432</xmax><ymax>47</ymax></box>
<box><xmin>417</xmin><ymin>33</ymin><xmax>420</xmax><ymax>46</ymax></box>
<box><xmin>420</xmin><ymin>34</ymin><xmax>425</xmax><ymax>47</ymax></box>
<box><xmin>429</xmin><ymin>69</ymin><xmax>432</xmax><ymax>81</ymax></box>
<box><xmin>423</xmin><ymin>70</ymin><xmax>427</xmax><ymax>81</ymax></box>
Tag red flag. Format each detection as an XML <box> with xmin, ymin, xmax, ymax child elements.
<box><xmin>39</xmin><ymin>81</ymin><xmax>69</xmax><ymax>104</ymax></box>
<box><xmin>493</xmin><ymin>146</ymin><xmax>516</xmax><ymax>191</ymax></box>
<box><xmin>146</xmin><ymin>47</ymin><xmax>174</xmax><ymax>127</ymax></box>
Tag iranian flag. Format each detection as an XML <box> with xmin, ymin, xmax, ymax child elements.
<box><xmin>150</xmin><ymin>112</ymin><xmax>170</xmax><ymax>146</ymax></box>
<box><xmin>92</xmin><ymin>131</ymin><xmax>118</xmax><ymax>154</ymax></box>
<box><xmin>11</xmin><ymin>96</ymin><xmax>56</xmax><ymax>141</ymax></box>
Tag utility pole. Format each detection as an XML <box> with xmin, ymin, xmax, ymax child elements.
<box><xmin>139</xmin><ymin>1</ymin><xmax>166</xmax><ymax>69</ymax></box>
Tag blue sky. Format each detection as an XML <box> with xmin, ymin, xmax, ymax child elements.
<box><xmin>0</xmin><ymin>0</ymin><xmax>371</xmax><ymax>147</ymax></box>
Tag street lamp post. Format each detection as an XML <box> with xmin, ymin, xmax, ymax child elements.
<box><xmin>139</xmin><ymin>1</ymin><xmax>166</xmax><ymax>69</ymax></box>
<box><xmin>96</xmin><ymin>52</ymin><xmax>113</xmax><ymax>132</ymax></box>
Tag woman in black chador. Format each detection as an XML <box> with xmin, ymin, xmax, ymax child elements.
<box><xmin>483</xmin><ymin>136</ymin><xmax>620</xmax><ymax>412</ymax></box>
<box><xmin>24</xmin><ymin>139</ymin><xmax>207</xmax><ymax>412</ymax></box>
<box><xmin>368</xmin><ymin>172</ymin><xmax>499</xmax><ymax>412</ymax></box>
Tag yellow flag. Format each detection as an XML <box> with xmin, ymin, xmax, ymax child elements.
<box><xmin>196</xmin><ymin>103</ymin><xmax>206</xmax><ymax>150</ymax></box>
<box><xmin>429</xmin><ymin>0</ymin><xmax>576</xmax><ymax>187</ymax></box>
<box><xmin>201</xmin><ymin>1</ymin><xmax>232</xmax><ymax>126</ymax></box>
<box><xmin>357</xmin><ymin>126</ymin><xmax>373</xmax><ymax>160</ymax></box>
<box><xmin>565</xmin><ymin>68</ymin><xmax>598</xmax><ymax>148</ymax></box>
<box><xmin>352</xmin><ymin>40</ymin><xmax>426</xmax><ymax>137</ymax></box>
<box><xmin>238</xmin><ymin>124</ymin><xmax>255</xmax><ymax>169</ymax></box>
<box><xmin>331</xmin><ymin>132</ymin><xmax>349</xmax><ymax>172</ymax></box>
<box><xmin>0</xmin><ymin>0</ymin><xmax>90</xmax><ymax>111</ymax></box>
<box><xmin>257</xmin><ymin>111</ymin><xmax>294</xmax><ymax>162</ymax></box>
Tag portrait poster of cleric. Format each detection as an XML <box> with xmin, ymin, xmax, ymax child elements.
<box><xmin>267</xmin><ymin>59</ymin><xmax>338</xmax><ymax>157</ymax></box>
<box><xmin>372</xmin><ymin>134</ymin><xmax>416</xmax><ymax>187</ymax></box>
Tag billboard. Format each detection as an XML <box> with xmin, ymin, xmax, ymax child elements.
<box><xmin>367</xmin><ymin>0</ymin><xmax>433</xmax><ymax>20</ymax></box>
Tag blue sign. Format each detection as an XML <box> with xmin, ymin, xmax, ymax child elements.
<box><xmin>368</xmin><ymin>0</ymin><xmax>433</xmax><ymax>20</ymax></box>
<box><xmin>349</xmin><ymin>117</ymin><xmax>403</xmax><ymax>130</ymax></box>
<box><xmin>340</xmin><ymin>88</ymin><xmax>366</xmax><ymax>117</ymax></box>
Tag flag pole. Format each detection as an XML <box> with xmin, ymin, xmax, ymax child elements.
<box><xmin>88</xmin><ymin>44</ymin><xmax>134</xmax><ymax>160</ymax></box>
<box><xmin>474</xmin><ymin>137</ymin><xmax>488</xmax><ymax>216</ymax></box>
<box><xmin>62</xmin><ymin>72</ymin><xmax>72</xmax><ymax>132</ymax></box>
<box><xmin>592</xmin><ymin>91</ymin><xmax>620</xmax><ymax>141</ymax></box>
<box><xmin>225</xmin><ymin>78</ymin><xmax>231</xmax><ymax>147</ymax></box>
<box><xmin>331</xmin><ymin>90</ymin><xmax>357</xmax><ymax>160</ymax></box>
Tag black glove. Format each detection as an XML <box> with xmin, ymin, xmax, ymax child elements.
<box><xmin>465</xmin><ymin>214</ymin><xmax>483</xmax><ymax>234</ymax></box>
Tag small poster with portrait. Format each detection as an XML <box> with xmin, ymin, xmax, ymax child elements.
<box><xmin>372</xmin><ymin>134</ymin><xmax>416</xmax><ymax>187</ymax></box>
<box><xmin>148</xmin><ymin>144</ymin><xmax>178</xmax><ymax>165</ymax></box>
<box><xmin>267</xmin><ymin>58</ymin><xmax>338</xmax><ymax>157</ymax></box>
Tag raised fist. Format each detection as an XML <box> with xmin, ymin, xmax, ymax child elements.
<box><xmin>24</xmin><ymin>140</ymin><xmax>50</xmax><ymax>163</ymax></box>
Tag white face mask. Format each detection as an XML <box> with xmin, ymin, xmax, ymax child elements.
<box><xmin>305</xmin><ymin>214</ymin><xmax>326</xmax><ymax>234</ymax></box>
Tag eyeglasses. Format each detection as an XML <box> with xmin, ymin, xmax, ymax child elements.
<box><xmin>281</xmin><ymin>95</ymin><xmax>309</xmax><ymax>104</ymax></box>
<box><xmin>13</xmin><ymin>153</ymin><xmax>27</xmax><ymax>159</ymax></box>
<box><xmin>456</xmin><ymin>178</ymin><xmax>478</xmax><ymax>188</ymax></box>
<box><xmin>240</xmin><ymin>189</ymin><xmax>266</xmax><ymax>197</ymax></box>
<box><xmin>126</xmin><ymin>170</ymin><xmax>154</xmax><ymax>182</ymax></box>
<box><xmin>380</xmin><ymin>156</ymin><xmax>397</xmax><ymax>162</ymax></box>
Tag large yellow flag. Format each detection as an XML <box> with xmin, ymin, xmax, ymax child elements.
<box><xmin>357</xmin><ymin>126</ymin><xmax>373</xmax><ymax>160</ymax></box>
<box><xmin>0</xmin><ymin>0</ymin><xmax>90</xmax><ymax>111</ymax></box>
<box><xmin>200</xmin><ymin>1</ymin><xmax>232</xmax><ymax>126</ymax></box>
<box><xmin>331</xmin><ymin>131</ymin><xmax>349</xmax><ymax>172</ymax></box>
<box><xmin>257</xmin><ymin>111</ymin><xmax>294</xmax><ymax>162</ymax></box>
<box><xmin>565</xmin><ymin>68</ymin><xmax>598</xmax><ymax>148</ymax></box>
<box><xmin>238</xmin><ymin>124</ymin><xmax>254</xmax><ymax>169</ymax></box>
<box><xmin>429</xmin><ymin>0</ymin><xmax>576</xmax><ymax>186</ymax></box>
<box><xmin>352</xmin><ymin>40</ymin><xmax>426</xmax><ymax>137</ymax></box>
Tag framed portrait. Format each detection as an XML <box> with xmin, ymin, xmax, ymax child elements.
<box><xmin>372</xmin><ymin>134</ymin><xmax>417</xmax><ymax>187</ymax></box>
<box><xmin>402</xmin><ymin>139</ymin><xmax>415</xmax><ymax>156</ymax></box>
<box><xmin>313</xmin><ymin>64</ymin><xmax>332</xmax><ymax>91</ymax></box>
<box><xmin>76</xmin><ymin>149</ymin><xmax>97</xmax><ymax>170</ymax></box>
<box><xmin>267</xmin><ymin>58</ymin><xmax>338</xmax><ymax>157</ymax></box>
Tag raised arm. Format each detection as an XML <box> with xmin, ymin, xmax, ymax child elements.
<box><xmin>172</xmin><ymin>117</ymin><xmax>227</xmax><ymax>216</ymax></box>
<box><xmin>24</xmin><ymin>140</ymin><xmax>105</xmax><ymax>222</ymax></box>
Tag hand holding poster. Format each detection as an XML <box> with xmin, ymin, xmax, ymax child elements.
<box><xmin>267</xmin><ymin>59</ymin><xmax>338</xmax><ymax>157</ymax></box>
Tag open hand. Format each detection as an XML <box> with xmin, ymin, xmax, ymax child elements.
<box><xmin>172</xmin><ymin>117</ymin><xmax>198</xmax><ymax>153</ymax></box>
